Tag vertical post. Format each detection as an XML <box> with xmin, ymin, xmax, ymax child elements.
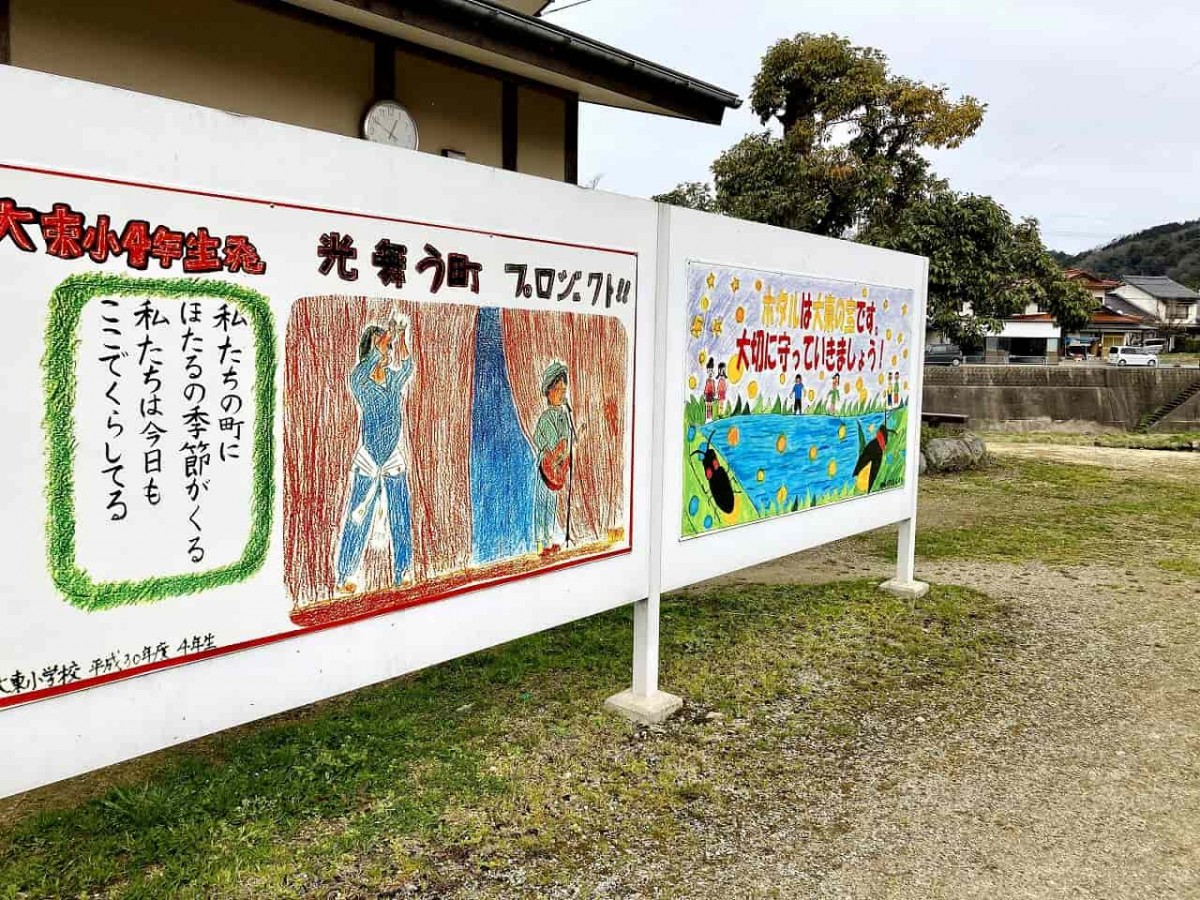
<box><xmin>881</xmin><ymin>257</ymin><xmax>930</xmax><ymax>601</ymax></box>
<box><xmin>0</xmin><ymin>0</ymin><xmax>11</xmax><ymax>66</ymax></box>
<box><xmin>564</xmin><ymin>94</ymin><xmax>579</xmax><ymax>185</ymax></box>
<box><xmin>502</xmin><ymin>82</ymin><xmax>518</xmax><ymax>172</ymax></box>
<box><xmin>605</xmin><ymin>204</ymin><xmax>682</xmax><ymax>724</ymax></box>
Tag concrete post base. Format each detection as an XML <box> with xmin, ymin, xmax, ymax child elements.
<box><xmin>604</xmin><ymin>689</ymin><xmax>683</xmax><ymax>726</ymax></box>
<box><xmin>879</xmin><ymin>578</ymin><xmax>930</xmax><ymax>599</ymax></box>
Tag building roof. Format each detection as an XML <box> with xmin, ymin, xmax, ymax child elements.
<box><xmin>1121</xmin><ymin>274</ymin><xmax>1200</xmax><ymax>301</ymax></box>
<box><xmin>1064</xmin><ymin>268</ymin><xmax>1121</xmax><ymax>290</ymax></box>
<box><xmin>290</xmin><ymin>0</ymin><xmax>742</xmax><ymax>123</ymax></box>
<box><xmin>1102</xmin><ymin>292</ymin><xmax>1154</xmax><ymax>320</ymax></box>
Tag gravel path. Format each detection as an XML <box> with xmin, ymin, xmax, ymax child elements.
<box><xmin>694</xmin><ymin>443</ymin><xmax>1200</xmax><ymax>899</ymax></box>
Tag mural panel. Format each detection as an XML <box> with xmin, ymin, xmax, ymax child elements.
<box><xmin>681</xmin><ymin>261</ymin><xmax>914</xmax><ymax>537</ymax></box>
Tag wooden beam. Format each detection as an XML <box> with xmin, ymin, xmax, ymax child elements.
<box><xmin>564</xmin><ymin>94</ymin><xmax>579</xmax><ymax>185</ymax></box>
<box><xmin>0</xmin><ymin>0</ymin><xmax>11</xmax><ymax>66</ymax></box>
<box><xmin>502</xmin><ymin>81</ymin><xmax>518</xmax><ymax>172</ymax></box>
<box><xmin>373</xmin><ymin>38</ymin><xmax>396</xmax><ymax>101</ymax></box>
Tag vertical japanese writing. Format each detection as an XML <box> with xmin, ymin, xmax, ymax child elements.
<box><xmin>180</xmin><ymin>301</ymin><xmax>209</xmax><ymax>564</ymax></box>
<box><xmin>99</xmin><ymin>298</ymin><xmax>128</xmax><ymax>522</ymax></box>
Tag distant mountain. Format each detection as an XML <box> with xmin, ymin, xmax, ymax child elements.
<box><xmin>1060</xmin><ymin>220</ymin><xmax>1200</xmax><ymax>289</ymax></box>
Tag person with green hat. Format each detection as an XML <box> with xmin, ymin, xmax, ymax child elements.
<box><xmin>533</xmin><ymin>360</ymin><xmax>573</xmax><ymax>555</ymax></box>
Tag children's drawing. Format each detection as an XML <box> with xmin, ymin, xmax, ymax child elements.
<box><xmin>682</xmin><ymin>262</ymin><xmax>914</xmax><ymax>537</ymax></box>
<box><xmin>284</xmin><ymin>297</ymin><xmax>631</xmax><ymax>626</ymax></box>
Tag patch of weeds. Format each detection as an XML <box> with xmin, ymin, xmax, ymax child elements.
<box><xmin>0</xmin><ymin>581</ymin><xmax>1012</xmax><ymax>899</ymax></box>
<box><xmin>1157</xmin><ymin>558</ymin><xmax>1200</xmax><ymax>578</ymax></box>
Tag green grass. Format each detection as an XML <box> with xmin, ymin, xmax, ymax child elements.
<box><xmin>0</xmin><ymin>580</ymin><xmax>1009</xmax><ymax>899</ymax></box>
<box><xmin>870</xmin><ymin>457</ymin><xmax>1200</xmax><ymax>567</ymax></box>
<box><xmin>981</xmin><ymin>430</ymin><xmax>1200</xmax><ymax>451</ymax></box>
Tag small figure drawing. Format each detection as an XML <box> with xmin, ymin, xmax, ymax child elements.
<box><xmin>533</xmin><ymin>361</ymin><xmax>575</xmax><ymax>556</ymax></box>
<box><xmin>702</xmin><ymin>357</ymin><xmax>716</xmax><ymax>422</ymax></box>
<box><xmin>827</xmin><ymin>372</ymin><xmax>841</xmax><ymax>414</ymax></box>
<box><xmin>886</xmin><ymin>372</ymin><xmax>894</xmax><ymax>409</ymax></box>
<box><xmin>893</xmin><ymin>371</ymin><xmax>902</xmax><ymax>407</ymax></box>
<box><xmin>792</xmin><ymin>374</ymin><xmax>804</xmax><ymax>414</ymax></box>
<box><xmin>715</xmin><ymin>362</ymin><xmax>728</xmax><ymax>417</ymax></box>
<box><xmin>334</xmin><ymin>316</ymin><xmax>414</xmax><ymax>594</ymax></box>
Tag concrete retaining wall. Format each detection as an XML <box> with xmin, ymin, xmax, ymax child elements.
<box><xmin>922</xmin><ymin>365</ymin><xmax>1200</xmax><ymax>431</ymax></box>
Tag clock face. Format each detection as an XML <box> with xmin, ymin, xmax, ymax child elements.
<box><xmin>363</xmin><ymin>101</ymin><xmax>419</xmax><ymax>150</ymax></box>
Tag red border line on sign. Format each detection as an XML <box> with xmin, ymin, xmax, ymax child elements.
<box><xmin>0</xmin><ymin>160</ymin><xmax>640</xmax><ymax>712</ymax></box>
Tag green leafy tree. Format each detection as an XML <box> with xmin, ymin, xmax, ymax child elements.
<box><xmin>654</xmin><ymin>33</ymin><xmax>985</xmax><ymax>237</ymax></box>
<box><xmin>867</xmin><ymin>192</ymin><xmax>1095</xmax><ymax>344</ymax></box>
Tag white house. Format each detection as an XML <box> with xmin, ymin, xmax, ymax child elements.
<box><xmin>1111</xmin><ymin>275</ymin><xmax>1200</xmax><ymax>347</ymax></box>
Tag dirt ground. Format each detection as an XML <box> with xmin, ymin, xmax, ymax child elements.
<box><xmin>699</xmin><ymin>442</ymin><xmax>1200</xmax><ymax>899</ymax></box>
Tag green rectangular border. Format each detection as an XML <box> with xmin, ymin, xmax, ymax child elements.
<box><xmin>43</xmin><ymin>273</ymin><xmax>276</xmax><ymax>611</ymax></box>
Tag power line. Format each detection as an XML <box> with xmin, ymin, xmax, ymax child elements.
<box><xmin>542</xmin><ymin>0</ymin><xmax>598</xmax><ymax>15</ymax></box>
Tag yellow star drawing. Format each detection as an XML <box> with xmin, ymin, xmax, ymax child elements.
<box><xmin>730</xmin><ymin>276</ymin><xmax>741</xmax><ymax>292</ymax></box>
<box><xmin>711</xmin><ymin>317</ymin><xmax>724</xmax><ymax>337</ymax></box>
<box><xmin>706</xmin><ymin>272</ymin><xmax>716</xmax><ymax>290</ymax></box>
<box><xmin>690</xmin><ymin>315</ymin><xmax>705</xmax><ymax>339</ymax></box>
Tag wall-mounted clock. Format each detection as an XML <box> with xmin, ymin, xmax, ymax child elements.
<box><xmin>363</xmin><ymin>100</ymin><xmax>419</xmax><ymax>151</ymax></box>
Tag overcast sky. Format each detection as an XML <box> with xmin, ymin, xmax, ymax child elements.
<box><xmin>546</xmin><ymin>0</ymin><xmax>1200</xmax><ymax>254</ymax></box>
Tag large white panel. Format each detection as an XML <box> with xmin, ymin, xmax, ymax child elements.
<box><xmin>659</xmin><ymin>206</ymin><xmax>929</xmax><ymax>592</ymax></box>
<box><xmin>0</xmin><ymin>66</ymin><xmax>657</xmax><ymax>797</ymax></box>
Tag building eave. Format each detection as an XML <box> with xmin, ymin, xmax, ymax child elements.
<box><xmin>280</xmin><ymin>0</ymin><xmax>742</xmax><ymax>124</ymax></box>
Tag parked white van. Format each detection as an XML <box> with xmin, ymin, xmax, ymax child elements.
<box><xmin>1107</xmin><ymin>345</ymin><xmax>1158</xmax><ymax>367</ymax></box>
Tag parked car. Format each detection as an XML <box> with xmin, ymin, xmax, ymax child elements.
<box><xmin>1063</xmin><ymin>343</ymin><xmax>1090</xmax><ymax>361</ymax></box>
<box><xmin>925</xmin><ymin>343</ymin><xmax>964</xmax><ymax>366</ymax></box>
<box><xmin>1107</xmin><ymin>345</ymin><xmax>1158</xmax><ymax>367</ymax></box>
<box><xmin>1141</xmin><ymin>340</ymin><xmax>1166</xmax><ymax>355</ymax></box>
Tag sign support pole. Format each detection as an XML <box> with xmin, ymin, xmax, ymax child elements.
<box><xmin>881</xmin><ymin>257</ymin><xmax>931</xmax><ymax>601</ymax></box>
<box><xmin>605</xmin><ymin>204</ymin><xmax>683</xmax><ymax>725</ymax></box>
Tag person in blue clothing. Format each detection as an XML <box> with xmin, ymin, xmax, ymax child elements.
<box><xmin>791</xmin><ymin>373</ymin><xmax>804</xmax><ymax>414</ymax></box>
<box><xmin>334</xmin><ymin>316</ymin><xmax>415</xmax><ymax>595</ymax></box>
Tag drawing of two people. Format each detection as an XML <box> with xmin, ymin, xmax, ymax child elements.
<box><xmin>335</xmin><ymin>319</ymin><xmax>575</xmax><ymax>594</ymax></box>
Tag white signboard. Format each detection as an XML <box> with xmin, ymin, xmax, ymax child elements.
<box><xmin>0</xmin><ymin>67</ymin><xmax>657</xmax><ymax>796</ymax></box>
<box><xmin>658</xmin><ymin>207</ymin><xmax>928</xmax><ymax>592</ymax></box>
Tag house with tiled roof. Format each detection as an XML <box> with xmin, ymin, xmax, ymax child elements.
<box><xmin>1110</xmin><ymin>275</ymin><xmax>1200</xmax><ymax>349</ymax></box>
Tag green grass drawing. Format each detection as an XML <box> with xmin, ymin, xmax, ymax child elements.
<box><xmin>43</xmin><ymin>273</ymin><xmax>276</xmax><ymax>611</ymax></box>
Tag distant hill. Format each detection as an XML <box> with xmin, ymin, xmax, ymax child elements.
<box><xmin>1059</xmin><ymin>220</ymin><xmax>1200</xmax><ymax>289</ymax></box>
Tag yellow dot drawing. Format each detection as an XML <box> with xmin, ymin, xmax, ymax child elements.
<box><xmin>688</xmin><ymin>375</ymin><xmax>697</xmax><ymax>390</ymax></box>
<box><xmin>775</xmin><ymin>434</ymin><xmax>787</xmax><ymax>453</ymax></box>
<box><xmin>886</xmin><ymin>328</ymin><xmax>893</xmax><ymax>340</ymax></box>
<box><xmin>897</xmin><ymin>334</ymin><xmax>904</xmax><ymax>345</ymax></box>
<box><xmin>747</xmin><ymin>380</ymin><xmax>759</xmax><ymax>400</ymax></box>
<box><xmin>838</xmin><ymin>424</ymin><xmax>847</xmax><ymax>440</ymax></box>
<box><xmin>883</xmin><ymin>299</ymin><xmax>890</xmax><ymax>310</ymax></box>
<box><xmin>878</xmin><ymin>373</ymin><xmax>886</xmax><ymax>384</ymax></box>
<box><xmin>843</xmin><ymin>383</ymin><xmax>852</xmax><ymax>395</ymax></box>
<box><xmin>807</xmin><ymin>389</ymin><xmax>815</xmax><ymax>401</ymax></box>
<box><xmin>706</xmin><ymin>272</ymin><xmax>716</xmax><ymax>289</ymax></box>
<box><xmin>727</xmin><ymin>426</ymin><xmax>740</xmax><ymax>447</ymax></box>
<box><xmin>728</xmin><ymin>352</ymin><xmax>744</xmax><ymax>384</ymax></box>
<box><xmin>901</xmin><ymin>304</ymin><xmax>908</xmax><ymax>316</ymax></box>
<box><xmin>855</xmin><ymin>376</ymin><xmax>864</xmax><ymax>390</ymax></box>
<box><xmin>818</xmin><ymin>370</ymin><xmax>826</xmax><ymax>381</ymax></box>
<box><xmin>700</xmin><ymin>295</ymin><xmax>711</xmax><ymax>312</ymax></box>
<box><xmin>755</xmin><ymin>279</ymin><xmax>764</xmax><ymax>292</ymax></box>
<box><xmin>698</xmin><ymin>350</ymin><xmax>707</xmax><ymax>365</ymax></box>
<box><xmin>809</xmin><ymin>445</ymin><xmax>818</xmax><ymax>461</ymax></box>
<box><xmin>891</xmin><ymin>354</ymin><xmax>899</xmax><ymax>366</ymax></box>
<box><xmin>862</xmin><ymin>287</ymin><xmax>869</xmax><ymax>298</ymax></box>
<box><xmin>868</xmin><ymin>422</ymin><xmax>877</xmax><ymax>434</ymax></box>
<box><xmin>903</xmin><ymin>380</ymin><xmax>909</xmax><ymax>390</ymax></box>
<box><xmin>730</xmin><ymin>276</ymin><xmax>741</xmax><ymax>292</ymax></box>
<box><xmin>756</xmin><ymin>469</ymin><xmax>765</xmax><ymax>483</ymax></box>
<box><xmin>828</xmin><ymin>459</ymin><xmax>838</xmax><ymax>477</ymax></box>
<box><xmin>903</xmin><ymin>348</ymin><xmax>909</xmax><ymax>359</ymax></box>
<box><xmin>735</xmin><ymin>306</ymin><xmax>746</xmax><ymax>324</ymax></box>
<box><xmin>779</xmin><ymin>372</ymin><xmax>787</xmax><ymax>385</ymax></box>
<box><xmin>710</xmin><ymin>317</ymin><xmax>724</xmax><ymax>337</ymax></box>
<box><xmin>776</xmin><ymin>485</ymin><xmax>788</xmax><ymax>505</ymax></box>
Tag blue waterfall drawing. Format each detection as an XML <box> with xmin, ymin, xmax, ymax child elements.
<box><xmin>470</xmin><ymin>307</ymin><xmax>536</xmax><ymax>564</ymax></box>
